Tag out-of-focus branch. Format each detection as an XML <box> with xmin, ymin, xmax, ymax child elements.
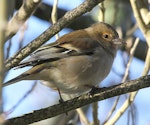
<box><xmin>15</xmin><ymin>1</ymin><xmax>95</xmax><ymax>30</ymax></box>
<box><xmin>4</xmin><ymin>75</ymin><xmax>150</xmax><ymax>125</ymax></box>
<box><xmin>104</xmin><ymin>38</ymin><xmax>139</xmax><ymax>124</ymax></box>
<box><xmin>5</xmin><ymin>0</ymin><xmax>104</xmax><ymax>70</ymax></box>
<box><xmin>92</xmin><ymin>102</ymin><xmax>100</xmax><ymax>125</ymax></box>
<box><xmin>76</xmin><ymin>108</ymin><xmax>90</xmax><ymax>125</ymax></box>
<box><xmin>132</xmin><ymin>0</ymin><xmax>150</xmax><ymax>77</ymax></box>
<box><xmin>104</xmin><ymin>38</ymin><xmax>139</xmax><ymax>125</ymax></box>
<box><xmin>138</xmin><ymin>0</ymin><xmax>150</xmax><ymax>25</ymax></box>
<box><xmin>0</xmin><ymin>0</ymin><xmax>7</xmax><ymax>115</ymax></box>
<box><xmin>98</xmin><ymin>2</ymin><xmax>105</xmax><ymax>22</ymax></box>
<box><xmin>5</xmin><ymin>82</ymin><xmax>37</xmax><ymax>115</ymax></box>
<box><xmin>122</xmin><ymin>38</ymin><xmax>139</xmax><ymax>82</ymax></box>
<box><xmin>130</xmin><ymin>0</ymin><xmax>150</xmax><ymax>75</ymax></box>
<box><xmin>5</xmin><ymin>0</ymin><xmax>41</xmax><ymax>41</ymax></box>
<box><xmin>105</xmin><ymin>0</ymin><xmax>150</xmax><ymax>124</ymax></box>
<box><xmin>0</xmin><ymin>0</ymin><xmax>10</xmax><ymax>124</ymax></box>
<box><xmin>51</xmin><ymin>0</ymin><xmax>59</xmax><ymax>39</ymax></box>
<box><xmin>130</xmin><ymin>0</ymin><xmax>150</xmax><ymax>45</ymax></box>
<box><xmin>103</xmin><ymin>96</ymin><xmax>120</xmax><ymax>124</ymax></box>
<box><xmin>14</xmin><ymin>0</ymin><xmax>148</xmax><ymax>62</ymax></box>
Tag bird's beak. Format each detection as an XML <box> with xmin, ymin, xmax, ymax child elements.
<box><xmin>112</xmin><ymin>38</ymin><xmax>126</xmax><ymax>47</ymax></box>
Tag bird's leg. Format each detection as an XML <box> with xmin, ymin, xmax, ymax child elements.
<box><xmin>57</xmin><ymin>88</ymin><xmax>64</xmax><ymax>103</ymax></box>
<box><xmin>57</xmin><ymin>88</ymin><xmax>68</xmax><ymax>115</ymax></box>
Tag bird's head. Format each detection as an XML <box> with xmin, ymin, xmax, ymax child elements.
<box><xmin>86</xmin><ymin>22</ymin><xmax>125</xmax><ymax>50</ymax></box>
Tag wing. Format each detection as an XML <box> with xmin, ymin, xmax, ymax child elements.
<box><xmin>17</xmin><ymin>30</ymin><xmax>100</xmax><ymax>68</ymax></box>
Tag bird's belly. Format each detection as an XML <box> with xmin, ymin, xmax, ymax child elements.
<box><xmin>46</xmin><ymin>54</ymin><xmax>114</xmax><ymax>94</ymax></box>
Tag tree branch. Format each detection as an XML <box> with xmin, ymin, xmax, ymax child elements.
<box><xmin>0</xmin><ymin>0</ymin><xmax>7</xmax><ymax>116</ymax></box>
<box><xmin>4</xmin><ymin>75</ymin><xmax>150</xmax><ymax>125</ymax></box>
<box><xmin>15</xmin><ymin>0</ymin><xmax>95</xmax><ymax>30</ymax></box>
<box><xmin>5</xmin><ymin>0</ymin><xmax>41</xmax><ymax>41</ymax></box>
<box><xmin>130</xmin><ymin>0</ymin><xmax>150</xmax><ymax>45</ymax></box>
<box><xmin>5</xmin><ymin>0</ymin><xmax>104</xmax><ymax>70</ymax></box>
<box><xmin>14</xmin><ymin>0</ymin><xmax>149</xmax><ymax>62</ymax></box>
<box><xmin>104</xmin><ymin>38</ymin><xmax>139</xmax><ymax>125</ymax></box>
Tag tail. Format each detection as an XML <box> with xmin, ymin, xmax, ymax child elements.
<box><xmin>3</xmin><ymin>73</ymin><xmax>30</xmax><ymax>87</ymax></box>
<box><xmin>3</xmin><ymin>64</ymin><xmax>45</xmax><ymax>87</ymax></box>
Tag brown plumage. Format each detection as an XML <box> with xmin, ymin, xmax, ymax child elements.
<box><xmin>3</xmin><ymin>22</ymin><xmax>125</xmax><ymax>96</ymax></box>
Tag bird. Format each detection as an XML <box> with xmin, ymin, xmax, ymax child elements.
<box><xmin>3</xmin><ymin>22</ymin><xmax>125</xmax><ymax>97</ymax></box>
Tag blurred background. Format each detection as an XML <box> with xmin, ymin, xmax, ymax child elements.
<box><xmin>1</xmin><ymin>0</ymin><xmax>150</xmax><ymax>124</ymax></box>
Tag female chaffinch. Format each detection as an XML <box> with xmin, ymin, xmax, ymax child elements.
<box><xmin>3</xmin><ymin>22</ymin><xmax>125</xmax><ymax>96</ymax></box>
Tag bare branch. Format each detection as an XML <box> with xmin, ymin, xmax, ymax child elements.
<box><xmin>5</xmin><ymin>82</ymin><xmax>37</xmax><ymax>115</ymax></box>
<box><xmin>76</xmin><ymin>108</ymin><xmax>90</xmax><ymax>125</ymax></box>
<box><xmin>13</xmin><ymin>1</ymin><xmax>149</xmax><ymax>62</ymax></box>
<box><xmin>122</xmin><ymin>38</ymin><xmax>139</xmax><ymax>82</ymax></box>
<box><xmin>104</xmin><ymin>38</ymin><xmax>139</xmax><ymax>125</ymax></box>
<box><xmin>103</xmin><ymin>96</ymin><xmax>120</xmax><ymax>124</ymax></box>
<box><xmin>5</xmin><ymin>0</ymin><xmax>41</xmax><ymax>41</ymax></box>
<box><xmin>3</xmin><ymin>75</ymin><xmax>150</xmax><ymax>125</ymax></box>
<box><xmin>104</xmin><ymin>1</ymin><xmax>150</xmax><ymax>119</ymax></box>
<box><xmin>0</xmin><ymin>0</ymin><xmax>10</xmax><ymax>123</ymax></box>
<box><xmin>98</xmin><ymin>2</ymin><xmax>105</xmax><ymax>22</ymax></box>
<box><xmin>5</xmin><ymin>0</ymin><xmax>104</xmax><ymax>70</ymax></box>
<box><xmin>51</xmin><ymin>0</ymin><xmax>59</xmax><ymax>39</ymax></box>
<box><xmin>92</xmin><ymin>102</ymin><xmax>100</xmax><ymax>125</ymax></box>
<box><xmin>130</xmin><ymin>0</ymin><xmax>150</xmax><ymax>45</ymax></box>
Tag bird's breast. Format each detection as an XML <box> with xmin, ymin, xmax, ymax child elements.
<box><xmin>46</xmin><ymin>47</ymin><xmax>115</xmax><ymax>94</ymax></box>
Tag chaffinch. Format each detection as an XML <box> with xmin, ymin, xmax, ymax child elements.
<box><xmin>3</xmin><ymin>22</ymin><xmax>125</xmax><ymax>96</ymax></box>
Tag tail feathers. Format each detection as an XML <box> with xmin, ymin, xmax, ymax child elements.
<box><xmin>3</xmin><ymin>73</ymin><xmax>30</xmax><ymax>87</ymax></box>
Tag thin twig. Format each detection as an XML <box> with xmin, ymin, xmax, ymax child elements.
<box><xmin>76</xmin><ymin>108</ymin><xmax>90</xmax><ymax>125</ymax></box>
<box><xmin>98</xmin><ymin>2</ymin><xmax>105</xmax><ymax>22</ymax></box>
<box><xmin>51</xmin><ymin>0</ymin><xmax>59</xmax><ymax>39</ymax></box>
<box><xmin>130</xmin><ymin>104</ymin><xmax>136</xmax><ymax>125</ymax></box>
<box><xmin>130</xmin><ymin>0</ymin><xmax>150</xmax><ymax>43</ymax></box>
<box><xmin>142</xmin><ymin>48</ymin><xmax>150</xmax><ymax>75</ymax></box>
<box><xmin>103</xmin><ymin>38</ymin><xmax>139</xmax><ymax>124</ymax></box>
<box><xmin>92</xmin><ymin>102</ymin><xmax>100</xmax><ymax>125</ymax></box>
<box><xmin>127</xmin><ymin>104</ymin><xmax>136</xmax><ymax>125</ymax></box>
<box><xmin>104</xmin><ymin>38</ymin><xmax>139</xmax><ymax>125</ymax></box>
<box><xmin>125</xmin><ymin>2</ymin><xmax>150</xmax><ymax>124</ymax></box>
<box><xmin>5</xmin><ymin>0</ymin><xmax>41</xmax><ymax>41</ymax></box>
<box><xmin>5</xmin><ymin>82</ymin><xmax>37</xmax><ymax>116</ymax></box>
<box><xmin>122</xmin><ymin>38</ymin><xmax>139</xmax><ymax>82</ymax></box>
<box><xmin>139</xmin><ymin>0</ymin><xmax>150</xmax><ymax>25</ymax></box>
<box><xmin>127</xmin><ymin>109</ymin><xmax>130</xmax><ymax>125</ymax></box>
<box><xmin>103</xmin><ymin>96</ymin><xmax>120</xmax><ymax>124</ymax></box>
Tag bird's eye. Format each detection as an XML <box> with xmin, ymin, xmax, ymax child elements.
<box><xmin>103</xmin><ymin>34</ymin><xmax>109</xmax><ymax>39</ymax></box>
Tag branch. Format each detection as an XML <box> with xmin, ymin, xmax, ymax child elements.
<box><xmin>0</xmin><ymin>0</ymin><xmax>7</xmax><ymax>116</ymax></box>
<box><xmin>5</xmin><ymin>0</ymin><xmax>104</xmax><ymax>70</ymax></box>
<box><xmin>130</xmin><ymin>0</ymin><xmax>150</xmax><ymax>45</ymax></box>
<box><xmin>5</xmin><ymin>0</ymin><xmax>41</xmax><ymax>41</ymax></box>
<box><xmin>4</xmin><ymin>75</ymin><xmax>150</xmax><ymax>125</ymax></box>
<box><xmin>104</xmin><ymin>38</ymin><xmax>139</xmax><ymax>125</ymax></box>
<box><xmin>15</xmin><ymin>1</ymin><xmax>95</xmax><ymax>30</ymax></box>
<box><xmin>14</xmin><ymin>0</ymin><xmax>149</xmax><ymax>62</ymax></box>
<box><xmin>51</xmin><ymin>0</ymin><xmax>59</xmax><ymax>39</ymax></box>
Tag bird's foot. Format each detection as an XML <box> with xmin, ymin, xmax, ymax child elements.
<box><xmin>57</xmin><ymin>88</ymin><xmax>68</xmax><ymax>115</ymax></box>
<box><xmin>89</xmin><ymin>86</ymin><xmax>102</xmax><ymax>96</ymax></box>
